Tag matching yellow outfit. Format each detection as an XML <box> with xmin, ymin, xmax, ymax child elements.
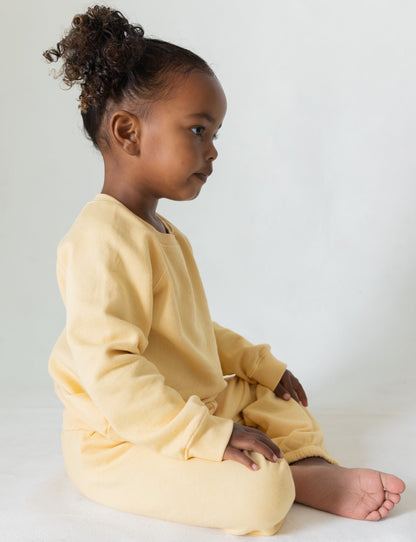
<box><xmin>49</xmin><ymin>193</ymin><xmax>335</xmax><ymax>535</ymax></box>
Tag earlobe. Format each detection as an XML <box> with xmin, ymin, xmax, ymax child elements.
<box><xmin>110</xmin><ymin>110</ymin><xmax>140</xmax><ymax>155</ymax></box>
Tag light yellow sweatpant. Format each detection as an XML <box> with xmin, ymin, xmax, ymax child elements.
<box><xmin>61</xmin><ymin>377</ymin><xmax>336</xmax><ymax>536</ymax></box>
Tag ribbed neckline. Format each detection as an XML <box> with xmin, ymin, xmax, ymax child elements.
<box><xmin>93</xmin><ymin>193</ymin><xmax>178</xmax><ymax>242</ymax></box>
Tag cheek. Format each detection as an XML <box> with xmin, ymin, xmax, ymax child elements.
<box><xmin>145</xmin><ymin>134</ymin><xmax>189</xmax><ymax>160</ymax></box>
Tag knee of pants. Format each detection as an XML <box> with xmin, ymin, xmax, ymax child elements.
<box><xmin>229</xmin><ymin>452</ymin><xmax>296</xmax><ymax>534</ymax></box>
<box><xmin>61</xmin><ymin>430</ymin><xmax>296</xmax><ymax>535</ymax></box>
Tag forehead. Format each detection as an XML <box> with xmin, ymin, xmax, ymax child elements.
<box><xmin>156</xmin><ymin>71</ymin><xmax>227</xmax><ymax>124</ymax></box>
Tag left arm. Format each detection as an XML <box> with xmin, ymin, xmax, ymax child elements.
<box><xmin>212</xmin><ymin>321</ymin><xmax>308</xmax><ymax>406</ymax></box>
<box><xmin>212</xmin><ymin>321</ymin><xmax>287</xmax><ymax>392</ymax></box>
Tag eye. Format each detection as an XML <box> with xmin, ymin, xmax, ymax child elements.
<box><xmin>191</xmin><ymin>126</ymin><xmax>205</xmax><ymax>136</ymax></box>
<box><xmin>191</xmin><ymin>126</ymin><xmax>220</xmax><ymax>141</ymax></box>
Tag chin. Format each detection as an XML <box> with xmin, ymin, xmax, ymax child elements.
<box><xmin>168</xmin><ymin>182</ymin><xmax>202</xmax><ymax>201</ymax></box>
<box><xmin>183</xmin><ymin>187</ymin><xmax>202</xmax><ymax>201</ymax></box>
<box><xmin>168</xmin><ymin>190</ymin><xmax>200</xmax><ymax>202</ymax></box>
<box><xmin>189</xmin><ymin>188</ymin><xmax>202</xmax><ymax>200</ymax></box>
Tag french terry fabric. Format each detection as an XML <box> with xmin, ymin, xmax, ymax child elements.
<box><xmin>49</xmin><ymin>193</ymin><xmax>287</xmax><ymax>462</ymax></box>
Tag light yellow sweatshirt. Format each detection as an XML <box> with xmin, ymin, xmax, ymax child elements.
<box><xmin>49</xmin><ymin>193</ymin><xmax>287</xmax><ymax>462</ymax></box>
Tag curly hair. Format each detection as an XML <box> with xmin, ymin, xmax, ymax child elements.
<box><xmin>43</xmin><ymin>5</ymin><xmax>214</xmax><ymax>149</ymax></box>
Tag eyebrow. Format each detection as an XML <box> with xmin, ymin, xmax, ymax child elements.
<box><xmin>186</xmin><ymin>113</ymin><xmax>222</xmax><ymax>128</ymax></box>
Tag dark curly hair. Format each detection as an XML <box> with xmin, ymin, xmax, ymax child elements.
<box><xmin>43</xmin><ymin>5</ymin><xmax>214</xmax><ymax>149</ymax></box>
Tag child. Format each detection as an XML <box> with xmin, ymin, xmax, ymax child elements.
<box><xmin>44</xmin><ymin>5</ymin><xmax>405</xmax><ymax>536</ymax></box>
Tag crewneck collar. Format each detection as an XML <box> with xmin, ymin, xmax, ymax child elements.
<box><xmin>93</xmin><ymin>193</ymin><xmax>177</xmax><ymax>240</ymax></box>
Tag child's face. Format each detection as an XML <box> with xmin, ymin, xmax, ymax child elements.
<box><xmin>136</xmin><ymin>71</ymin><xmax>227</xmax><ymax>201</ymax></box>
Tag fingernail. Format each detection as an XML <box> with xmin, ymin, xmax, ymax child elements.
<box><xmin>272</xmin><ymin>454</ymin><xmax>278</xmax><ymax>462</ymax></box>
<box><xmin>283</xmin><ymin>393</ymin><xmax>290</xmax><ymax>400</ymax></box>
<box><xmin>252</xmin><ymin>464</ymin><xmax>258</xmax><ymax>470</ymax></box>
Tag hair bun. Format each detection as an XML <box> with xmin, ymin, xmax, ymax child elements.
<box><xmin>72</xmin><ymin>5</ymin><xmax>145</xmax><ymax>73</ymax></box>
<box><xmin>43</xmin><ymin>5</ymin><xmax>146</xmax><ymax>112</ymax></box>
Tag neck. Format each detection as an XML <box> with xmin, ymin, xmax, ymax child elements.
<box><xmin>101</xmin><ymin>157</ymin><xmax>160</xmax><ymax>223</ymax></box>
<box><xmin>101</xmin><ymin>182</ymin><xmax>159</xmax><ymax>221</ymax></box>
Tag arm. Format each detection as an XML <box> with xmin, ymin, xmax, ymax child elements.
<box><xmin>59</xmin><ymin>223</ymin><xmax>233</xmax><ymax>462</ymax></box>
<box><xmin>213</xmin><ymin>322</ymin><xmax>308</xmax><ymax>406</ymax></box>
<box><xmin>212</xmin><ymin>321</ymin><xmax>287</xmax><ymax>392</ymax></box>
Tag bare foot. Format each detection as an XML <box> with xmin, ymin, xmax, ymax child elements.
<box><xmin>290</xmin><ymin>458</ymin><xmax>406</xmax><ymax>520</ymax></box>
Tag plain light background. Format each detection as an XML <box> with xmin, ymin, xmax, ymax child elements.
<box><xmin>1</xmin><ymin>2</ymin><xmax>415</xmax><ymax>539</ymax></box>
<box><xmin>1</xmin><ymin>0</ymin><xmax>415</xmax><ymax>426</ymax></box>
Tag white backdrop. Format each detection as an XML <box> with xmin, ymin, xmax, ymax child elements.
<box><xmin>1</xmin><ymin>0</ymin><xmax>415</xmax><ymax>413</ymax></box>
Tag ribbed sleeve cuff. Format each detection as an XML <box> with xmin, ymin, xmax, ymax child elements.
<box><xmin>187</xmin><ymin>414</ymin><xmax>234</xmax><ymax>462</ymax></box>
<box><xmin>250</xmin><ymin>347</ymin><xmax>287</xmax><ymax>391</ymax></box>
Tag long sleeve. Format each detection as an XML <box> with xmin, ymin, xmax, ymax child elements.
<box><xmin>212</xmin><ymin>321</ymin><xmax>287</xmax><ymax>391</ymax></box>
<box><xmin>55</xmin><ymin>215</ymin><xmax>233</xmax><ymax>462</ymax></box>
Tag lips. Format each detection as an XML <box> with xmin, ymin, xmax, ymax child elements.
<box><xmin>195</xmin><ymin>173</ymin><xmax>208</xmax><ymax>182</ymax></box>
<box><xmin>195</xmin><ymin>169</ymin><xmax>213</xmax><ymax>182</ymax></box>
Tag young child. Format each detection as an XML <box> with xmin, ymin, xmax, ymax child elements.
<box><xmin>44</xmin><ymin>5</ymin><xmax>405</xmax><ymax>536</ymax></box>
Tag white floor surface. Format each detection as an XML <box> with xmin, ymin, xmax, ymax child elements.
<box><xmin>1</xmin><ymin>385</ymin><xmax>414</xmax><ymax>542</ymax></box>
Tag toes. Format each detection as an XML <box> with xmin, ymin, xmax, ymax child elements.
<box><xmin>379</xmin><ymin>505</ymin><xmax>390</xmax><ymax>518</ymax></box>
<box><xmin>366</xmin><ymin>510</ymin><xmax>381</xmax><ymax>521</ymax></box>
<box><xmin>365</xmin><ymin>497</ymin><xmax>396</xmax><ymax>521</ymax></box>
<box><xmin>383</xmin><ymin>500</ymin><xmax>394</xmax><ymax>511</ymax></box>
<box><xmin>385</xmin><ymin>491</ymin><xmax>401</xmax><ymax>504</ymax></box>
<box><xmin>380</xmin><ymin>472</ymin><xmax>406</xmax><ymax>494</ymax></box>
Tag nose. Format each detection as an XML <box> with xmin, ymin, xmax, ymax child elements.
<box><xmin>206</xmin><ymin>140</ymin><xmax>218</xmax><ymax>161</ymax></box>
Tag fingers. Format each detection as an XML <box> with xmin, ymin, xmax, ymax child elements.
<box><xmin>275</xmin><ymin>379</ymin><xmax>300</xmax><ymax>403</ymax></box>
<box><xmin>231</xmin><ymin>431</ymin><xmax>283</xmax><ymax>462</ymax></box>
<box><xmin>223</xmin><ymin>424</ymin><xmax>284</xmax><ymax>470</ymax></box>
<box><xmin>290</xmin><ymin>373</ymin><xmax>308</xmax><ymax>407</ymax></box>
<box><xmin>297</xmin><ymin>385</ymin><xmax>308</xmax><ymax>407</ymax></box>
<box><xmin>223</xmin><ymin>446</ymin><xmax>260</xmax><ymax>471</ymax></box>
<box><xmin>274</xmin><ymin>370</ymin><xmax>308</xmax><ymax>407</ymax></box>
<box><xmin>274</xmin><ymin>382</ymin><xmax>291</xmax><ymax>401</ymax></box>
<box><xmin>282</xmin><ymin>371</ymin><xmax>300</xmax><ymax>404</ymax></box>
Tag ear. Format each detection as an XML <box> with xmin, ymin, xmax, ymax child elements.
<box><xmin>110</xmin><ymin>110</ymin><xmax>141</xmax><ymax>155</ymax></box>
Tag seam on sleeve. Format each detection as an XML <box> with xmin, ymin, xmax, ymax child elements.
<box><xmin>184</xmin><ymin>406</ymin><xmax>209</xmax><ymax>459</ymax></box>
<box><xmin>247</xmin><ymin>345</ymin><xmax>268</xmax><ymax>380</ymax></box>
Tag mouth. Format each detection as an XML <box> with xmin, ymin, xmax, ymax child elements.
<box><xmin>195</xmin><ymin>170</ymin><xmax>213</xmax><ymax>183</ymax></box>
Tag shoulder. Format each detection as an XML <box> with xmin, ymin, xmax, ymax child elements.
<box><xmin>68</xmin><ymin>195</ymin><xmax>148</xmax><ymax>237</ymax></box>
<box><xmin>57</xmin><ymin>195</ymin><xmax>156</xmax><ymax>268</ymax></box>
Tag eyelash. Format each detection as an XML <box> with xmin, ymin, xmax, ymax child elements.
<box><xmin>191</xmin><ymin>126</ymin><xmax>219</xmax><ymax>140</ymax></box>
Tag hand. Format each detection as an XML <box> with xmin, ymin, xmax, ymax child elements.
<box><xmin>222</xmin><ymin>423</ymin><xmax>284</xmax><ymax>471</ymax></box>
<box><xmin>274</xmin><ymin>369</ymin><xmax>308</xmax><ymax>407</ymax></box>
